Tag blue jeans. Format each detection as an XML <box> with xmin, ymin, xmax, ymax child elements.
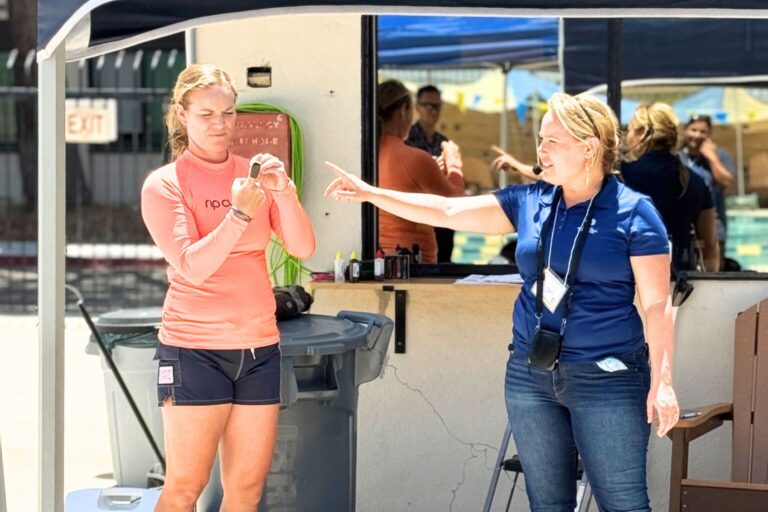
<box><xmin>505</xmin><ymin>346</ymin><xmax>651</xmax><ymax>512</ymax></box>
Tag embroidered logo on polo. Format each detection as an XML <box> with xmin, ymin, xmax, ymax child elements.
<box><xmin>589</xmin><ymin>218</ymin><xmax>598</xmax><ymax>235</ymax></box>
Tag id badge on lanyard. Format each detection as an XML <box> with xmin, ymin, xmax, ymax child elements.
<box><xmin>531</xmin><ymin>267</ymin><xmax>568</xmax><ymax>313</ymax></box>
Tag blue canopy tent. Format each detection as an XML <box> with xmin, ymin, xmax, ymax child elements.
<box><xmin>563</xmin><ymin>18</ymin><xmax>768</xmax><ymax>94</ymax></box>
<box><xmin>34</xmin><ymin>3</ymin><xmax>768</xmax><ymax>511</ymax></box>
<box><xmin>378</xmin><ymin>16</ymin><xmax>558</xmax><ymax>68</ymax></box>
<box><xmin>378</xmin><ymin>15</ymin><xmax>560</xmax><ymax>186</ymax></box>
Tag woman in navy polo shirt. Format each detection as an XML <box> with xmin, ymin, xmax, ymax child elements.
<box><xmin>324</xmin><ymin>92</ymin><xmax>679</xmax><ymax>512</ymax></box>
<box><xmin>623</xmin><ymin>103</ymin><xmax>718</xmax><ymax>272</ymax></box>
<box><xmin>494</xmin><ymin>102</ymin><xmax>718</xmax><ymax>274</ymax></box>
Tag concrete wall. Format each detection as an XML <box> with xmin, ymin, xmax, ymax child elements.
<box><xmin>195</xmin><ymin>14</ymin><xmax>364</xmax><ymax>276</ymax></box>
<box><xmin>310</xmin><ymin>278</ymin><xmax>768</xmax><ymax>511</ymax></box>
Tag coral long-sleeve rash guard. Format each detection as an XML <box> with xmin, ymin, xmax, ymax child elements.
<box><xmin>141</xmin><ymin>150</ymin><xmax>315</xmax><ymax>349</ymax></box>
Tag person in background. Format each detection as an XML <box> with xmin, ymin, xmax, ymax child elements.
<box><xmin>623</xmin><ymin>104</ymin><xmax>719</xmax><ymax>272</ymax></box>
<box><xmin>492</xmin><ymin>103</ymin><xmax>720</xmax><ymax>272</ymax></box>
<box><xmin>377</xmin><ymin>79</ymin><xmax>464</xmax><ymax>264</ymax></box>
<box><xmin>326</xmin><ymin>92</ymin><xmax>678</xmax><ymax>512</ymax></box>
<box><xmin>406</xmin><ymin>85</ymin><xmax>456</xmax><ymax>263</ymax></box>
<box><xmin>679</xmin><ymin>114</ymin><xmax>736</xmax><ymax>269</ymax></box>
<box><xmin>141</xmin><ymin>64</ymin><xmax>316</xmax><ymax>512</ymax></box>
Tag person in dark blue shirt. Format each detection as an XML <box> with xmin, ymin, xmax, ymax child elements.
<box><xmin>623</xmin><ymin>103</ymin><xmax>718</xmax><ymax>272</ymax></box>
<box><xmin>325</xmin><ymin>92</ymin><xmax>678</xmax><ymax>512</ymax></box>
<box><xmin>679</xmin><ymin>114</ymin><xmax>736</xmax><ymax>270</ymax></box>
<box><xmin>406</xmin><ymin>85</ymin><xmax>455</xmax><ymax>263</ymax></box>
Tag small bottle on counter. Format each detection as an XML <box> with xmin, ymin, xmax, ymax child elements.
<box><xmin>374</xmin><ymin>248</ymin><xmax>385</xmax><ymax>281</ymax></box>
<box><xmin>348</xmin><ymin>251</ymin><xmax>361</xmax><ymax>283</ymax></box>
<box><xmin>412</xmin><ymin>244</ymin><xmax>421</xmax><ymax>264</ymax></box>
<box><xmin>397</xmin><ymin>246</ymin><xmax>411</xmax><ymax>279</ymax></box>
<box><xmin>334</xmin><ymin>251</ymin><xmax>346</xmax><ymax>283</ymax></box>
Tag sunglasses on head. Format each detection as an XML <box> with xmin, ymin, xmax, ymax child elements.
<box><xmin>686</xmin><ymin>114</ymin><xmax>712</xmax><ymax>128</ymax></box>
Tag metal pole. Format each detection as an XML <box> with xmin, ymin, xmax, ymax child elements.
<box><xmin>735</xmin><ymin>122</ymin><xmax>745</xmax><ymax>196</ymax></box>
<box><xmin>37</xmin><ymin>43</ymin><xmax>66</xmax><ymax>512</ymax></box>
<box><xmin>184</xmin><ymin>28</ymin><xmax>197</xmax><ymax>64</ymax></box>
<box><xmin>361</xmin><ymin>15</ymin><xmax>377</xmax><ymax>260</ymax></box>
<box><xmin>499</xmin><ymin>64</ymin><xmax>511</xmax><ymax>189</ymax></box>
<box><xmin>606</xmin><ymin>19</ymin><xmax>623</xmax><ymax>123</ymax></box>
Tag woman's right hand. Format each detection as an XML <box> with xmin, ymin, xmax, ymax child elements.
<box><xmin>231</xmin><ymin>176</ymin><xmax>266</xmax><ymax>218</ymax></box>
<box><xmin>323</xmin><ymin>162</ymin><xmax>374</xmax><ymax>203</ymax></box>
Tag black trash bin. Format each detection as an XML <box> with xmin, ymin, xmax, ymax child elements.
<box><xmin>90</xmin><ymin>308</ymin><xmax>393</xmax><ymax>511</ymax></box>
<box><xmin>199</xmin><ymin>311</ymin><xmax>394</xmax><ymax>512</ymax></box>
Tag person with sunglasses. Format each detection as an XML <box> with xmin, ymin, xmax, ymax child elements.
<box><xmin>406</xmin><ymin>84</ymin><xmax>457</xmax><ymax>263</ymax></box>
<box><xmin>407</xmin><ymin>85</ymin><xmax>449</xmax><ymax>157</ymax></box>
<box><xmin>679</xmin><ymin>114</ymin><xmax>736</xmax><ymax>270</ymax></box>
<box><xmin>326</xmin><ymin>93</ymin><xmax>678</xmax><ymax>512</ymax></box>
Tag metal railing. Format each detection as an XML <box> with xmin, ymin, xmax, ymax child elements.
<box><xmin>1</xmin><ymin>48</ymin><xmax>185</xmax><ymax>313</ymax></box>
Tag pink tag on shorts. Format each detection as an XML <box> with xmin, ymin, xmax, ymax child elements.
<box><xmin>158</xmin><ymin>366</ymin><xmax>174</xmax><ymax>385</ymax></box>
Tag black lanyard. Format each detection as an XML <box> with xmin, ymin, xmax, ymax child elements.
<box><xmin>535</xmin><ymin>180</ymin><xmax>606</xmax><ymax>324</ymax></box>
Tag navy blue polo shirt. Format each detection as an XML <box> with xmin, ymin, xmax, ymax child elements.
<box><xmin>621</xmin><ymin>151</ymin><xmax>714</xmax><ymax>271</ymax></box>
<box><xmin>493</xmin><ymin>176</ymin><xmax>669</xmax><ymax>362</ymax></box>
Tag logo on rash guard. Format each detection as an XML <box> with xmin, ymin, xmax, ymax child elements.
<box><xmin>205</xmin><ymin>199</ymin><xmax>232</xmax><ymax>210</ymax></box>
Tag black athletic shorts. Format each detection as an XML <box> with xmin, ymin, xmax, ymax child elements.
<box><xmin>155</xmin><ymin>342</ymin><xmax>281</xmax><ymax>406</ymax></box>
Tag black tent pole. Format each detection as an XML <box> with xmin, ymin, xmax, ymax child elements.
<box><xmin>606</xmin><ymin>19</ymin><xmax>623</xmax><ymax>123</ymax></box>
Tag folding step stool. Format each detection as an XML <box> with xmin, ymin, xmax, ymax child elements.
<box><xmin>482</xmin><ymin>422</ymin><xmax>594</xmax><ymax>512</ymax></box>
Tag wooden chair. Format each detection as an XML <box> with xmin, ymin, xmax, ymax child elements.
<box><xmin>667</xmin><ymin>298</ymin><xmax>768</xmax><ymax>511</ymax></box>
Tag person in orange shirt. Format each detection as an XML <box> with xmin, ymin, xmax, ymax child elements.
<box><xmin>377</xmin><ymin>79</ymin><xmax>465</xmax><ymax>263</ymax></box>
<box><xmin>141</xmin><ymin>64</ymin><xmax>315</xmax><ymax>511</ymax></box>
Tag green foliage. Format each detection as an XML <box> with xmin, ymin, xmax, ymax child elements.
<box><xmin>236</xmin><ymin>102</ymin><xmax>308</xmax><ymax>285</ymax></box>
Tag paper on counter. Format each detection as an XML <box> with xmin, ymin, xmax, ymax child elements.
<box><xmin>455</xmin><ymin>274</ymin><xmax>524</xmax><ymax>285</ymax></box>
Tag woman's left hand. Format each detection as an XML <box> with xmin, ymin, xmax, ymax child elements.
<box><xmin>647</xmin><ymin>380</ymin><xmax>680</xmax><ymax>437</ymax></box>
<box><xmin>251</xmin><ymin>153</ymin><xmax>293</xmax><ymax>194</ymax></box>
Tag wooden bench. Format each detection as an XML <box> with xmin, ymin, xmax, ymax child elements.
<box><xmin>667</xmin><ymin>298</ymin><xmax>768</xmax><ymax>511</ymax></box>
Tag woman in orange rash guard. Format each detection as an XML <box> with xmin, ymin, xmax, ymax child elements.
<box><xmin>141</xmin><ymin>64</ymin><xmax>315</xmax><ymax>512</ymax></box>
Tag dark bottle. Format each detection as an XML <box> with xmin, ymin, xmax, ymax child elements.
<box><xmin>348</xmin><ymin>251</ymin><xmax>361</xmax><ymax>283</ymax></box>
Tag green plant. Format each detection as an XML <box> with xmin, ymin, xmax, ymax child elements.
<box><xmin>237</xmin><ymin>102</ymin><xmax>309</xmax><ymax>285</ymax></box>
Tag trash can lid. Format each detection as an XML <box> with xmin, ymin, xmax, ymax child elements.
<box><xmin>277</xmin><ymin>314</ymin><xmax>371</xmax><ymax>357</ymax></box>
<box><xmin>95</xmin><ymin>307</ymin><xmax>162</xmax><ymax>333</ymax></box>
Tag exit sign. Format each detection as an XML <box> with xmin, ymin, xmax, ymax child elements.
<box><xmin>65</xmin><ymin>98</ymin><xmax>118</xmax><ymax>144</ymax></box>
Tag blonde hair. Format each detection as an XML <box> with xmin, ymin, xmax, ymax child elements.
<box><xmin>165</xmin><ymin>64</ymin><xmax>238</xmax><ymax>159</ymax></box>
<box><xmin>547</xmin><ymin>92</ymin><xmax>621</xmax><ymax>176</ymax></box>
<box><xmin>630</xmin><ymin>102</ymin><xmax>690</xmax><ymax>195</ymax></box>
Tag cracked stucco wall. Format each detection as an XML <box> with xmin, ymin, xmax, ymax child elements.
<box><xmin>311</xmin><ymin>279</ymin><xmax>768</xmax><ymax>511</ymax></box>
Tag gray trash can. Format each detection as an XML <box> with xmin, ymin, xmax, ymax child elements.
<box><xmin>198</xmin><ymin>311</ymin><xmax>393</xmax><ymax>512</ymax></box>
<box><xmin>88</xmin><ymin>308</ymin><xmax>165</xmax><ymax>488</ymax></box>
<box><xmin>91</xmin><ymin>308</ymin><xmax>393</xmax><ymax>511</ymax></box>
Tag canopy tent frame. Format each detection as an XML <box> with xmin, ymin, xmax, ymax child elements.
<box><xmin>36</xmin><ymin>3</ymin><xmax>768</xmax><ymax>511</ymax></box>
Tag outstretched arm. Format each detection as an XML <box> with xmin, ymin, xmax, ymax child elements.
<box><xmin>491</xmin><ymin>145</ymin><xmax>540</xmax><ymax>181</ymax></box>
<box><xmin>324</xmin><ymin>162</ymin><xmax>514</xmax><ymax>235</ymax></box>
